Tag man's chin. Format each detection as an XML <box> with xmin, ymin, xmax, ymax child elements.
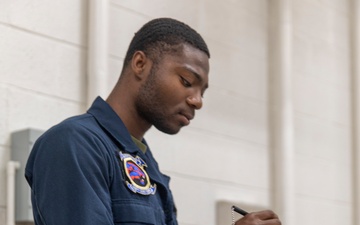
<box><xmin>155</xmin><ymin>124</ymin><xmax>182</xmax><ymax>135</ymax></box>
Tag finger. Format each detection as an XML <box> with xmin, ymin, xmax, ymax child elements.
<box><xmin>259</xmin><ymin>218</ymin><xmax>281</xmax><ymax>225</ymax></box>
<box><xmin>251</xmin><ymin>210</ymin><xmax>279</xmax><ymax>220</ymax></box>
<box><xmin>235</xmin><ymin>217</ymin><xmax>281</xmax><ymax>225</ymax></box>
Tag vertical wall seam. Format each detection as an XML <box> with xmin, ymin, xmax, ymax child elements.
<box><xmin>268</xmin><ymin>0</ymin><xmax>294</xmax><ymax>224</ymax></box>
<box><xmin>350</xmin><ymin>0</ymin><xmax>360</xmax><ymax>224</ymax></box>
<box><xmin>87</xmin><ymin>0</ymin><xmax>109</xmax><ymax>107</ymax></box>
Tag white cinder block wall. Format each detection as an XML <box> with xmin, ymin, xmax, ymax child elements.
<box><xmin>0</xmin><ymin>1</ymin><xmax>357</xmax><ymax>225</ymax></box>
<box><xmin>0</xmin><ymin>0</ymin><xmax>88</xmax><ymax>223</ymax></box>
<box><xmin>292</xmin><ymin>0</ymin><xmax>353</xmax><ymax>225</ymax></box>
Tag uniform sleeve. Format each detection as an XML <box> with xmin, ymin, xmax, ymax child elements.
<box><xmin>25</xmin><ymin>123</ymin><xmax>115</xmax><ymax>225</ymax></box>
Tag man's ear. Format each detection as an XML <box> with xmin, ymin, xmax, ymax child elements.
<box><xmin>131</xmin><ymin>51</ymin><xmax>150</xmax><ymax>80</ymax></box>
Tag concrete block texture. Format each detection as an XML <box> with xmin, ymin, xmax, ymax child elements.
<box><xmin>147</xmin><ymin>127</ymin><xmax>269</xmax><ymax>189</ymax></box>
<box><xmin>295</xmin><ymin>155</ymin><xmax>351</xmax><ymax>202</ymax></box>
<box><xmin>294</xmin><ymin>113</ymin><xmax>351</xmax><ymax>163</ymax></box>
<box><xmin>292</xmin><ymin>1</ymin><xmax>353</xmax><ymax>225</ymax></box>
<box><xmin>195</xmin><ymin>0</ymin><xmax>267</xmax><ymax>59</ymax></box>
<box><xmin>208</xmin><ymin>39</ymin><xmax>268</xmax><ymax>102</ymax></box>
<box><xmin>0</xmin><ymin>85</ymin><xmax>85</xmax><ymax>146</ymax></box>
<box><xmin>111</xmin><ymin>0</ymin><xmax>203</xmax><ymax>26</ymax></box>
<box><xmin>193</xmin><ymin>88</ymin><xmax>268</xmax><ymax>146</ymax></box>
<box><xmin>0</xmin><ymin>0</ymin><xmax>88</xmax><ymax>46</ymax></box>
<box><xmin>292</xmin><ymin>33</ymin><xmax>350</xmax><ymax>90</ymax></box>
<box><xmin>7</xmin><ymin>88</ymin><xmax>85</xmax><ymax>136</ymax></box>
<box><xmin>293</xmin><ymin>74</ymin><xmax>350</xmax><ymax>126</ymax></box>
<box><xmin>108</xmin><ymin>7</ymin><xmax>148</xmax><ymax>60</ymax></box>
<box><xmin>168</xmin><ymin>174</ymin><xmax>271</xmax><ymax>225</ymax></box>
<box><xmin>295</xmin><ymin>197</ymin><xmax>352</xmax><ymax>225</ymax></box>
<box><xmin>0</xmin><ymin>24</ymin><xmax>87</xmax><ymax>103</ymax></box>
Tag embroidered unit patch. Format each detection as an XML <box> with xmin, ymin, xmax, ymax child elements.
<box><xmin>119</xmin><ymin>151</ymin><xmax>156</xmax><ymax>195</ymax></box>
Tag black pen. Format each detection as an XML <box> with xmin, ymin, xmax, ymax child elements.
<box><xmin>231</xmin><ymin>205</ymin><xmax>248</xmax><ymax>216</ymax></box>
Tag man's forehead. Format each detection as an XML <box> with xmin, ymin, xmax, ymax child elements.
<box><xmin>167</xmin><ymin>44</ymin><xmax>209</xmax><ymax>68</ymax></box>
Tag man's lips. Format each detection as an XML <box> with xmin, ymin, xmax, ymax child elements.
<box><xmin>180</xmin><ymin>112</ymin><xmax>194</xmax><ymax>121</ymax></box>
<box><xmin>179</xmin><ymin>112</ymin><xmax>194</xmax><ymax>125</ymax></box>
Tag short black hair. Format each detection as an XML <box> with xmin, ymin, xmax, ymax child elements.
<box><xmin>123</xmin><ymin>17</ymin><xmax>210</xmax><ymax>68</ymax></box>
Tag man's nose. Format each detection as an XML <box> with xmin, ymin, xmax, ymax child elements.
<box><xmin>186</xmin><ymin>92</ymin><xmax>203</xmax><ymax>110</ymax></box>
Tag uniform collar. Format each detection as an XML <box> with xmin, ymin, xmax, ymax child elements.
<box><xmin>87</xmin><ymin>96</ymin><xmax>141</xmax><ymax>153</ymax></box>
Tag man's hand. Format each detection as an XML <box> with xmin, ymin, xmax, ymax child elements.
<box><xmin>235</xmin><ymin>210</ymin><xmax>281</xmax><ymax>225</ymax></box>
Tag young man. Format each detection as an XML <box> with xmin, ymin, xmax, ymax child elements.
<box><xmin>25</xmin><ymin>18</ymin><xmax>281</xmax><ymax>225</ymax></box>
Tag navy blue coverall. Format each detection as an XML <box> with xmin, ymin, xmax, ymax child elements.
<box><xmin>25</xmin><ymin>97</ymin><xmax>178</xmax><ymax>225</ymax></box>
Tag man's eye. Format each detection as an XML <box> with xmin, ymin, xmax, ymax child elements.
<box><xmin>180</xmin><ymin>77</ymin><xmax>191</xmax><ymax>87</ymax></box>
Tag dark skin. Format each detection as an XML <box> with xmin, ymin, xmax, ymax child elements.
<box><xmin>107</xmin><ymin>43</ymin><xmax>281</xmax><ymax>225</ymax></box>
<box><xmin>235</xmin><ymin>210</ymin><xmax>281</xmax><ymax>225</ymax></box>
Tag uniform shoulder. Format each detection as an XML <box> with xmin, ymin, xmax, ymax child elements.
<box><xmin>44</xmin><ymin>113</ymin><xmax>96</xmax><ymax>136</ymax></box>
<box><xmin>28</xmin><ymin>112</ymin><xmax>113</xmax><ymax>171</ymax></box>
